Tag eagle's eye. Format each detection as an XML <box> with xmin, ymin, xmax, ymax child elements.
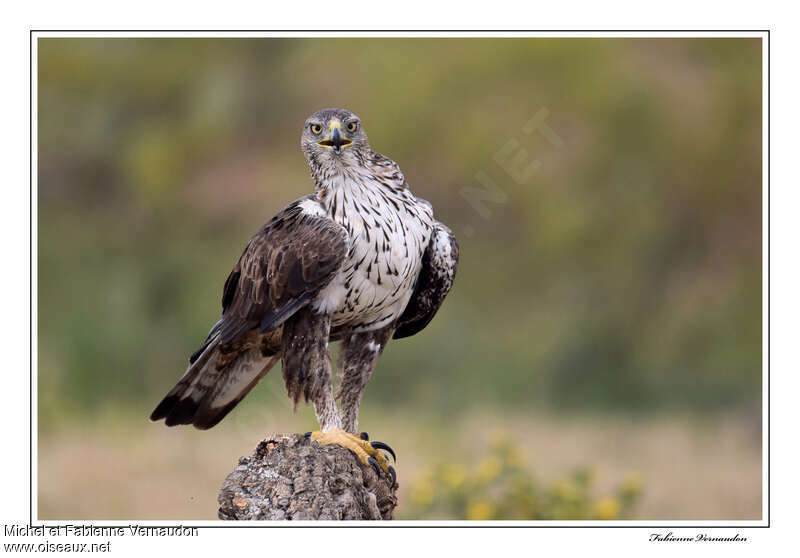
<box><xmin>346</xmin><ymin>121</ymin><xmax>358</xmax><ymax>133</ymax></box>
<box><xmin>310</xmin><ymin>123</ymin><xmax>323</xmax><ymax>135</ymax></box>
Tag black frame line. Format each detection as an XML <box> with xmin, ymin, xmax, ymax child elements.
<box><xmin>28</xmin><ymin>28</ymin><xmax>770</xmax><ymax>529</ymax></box>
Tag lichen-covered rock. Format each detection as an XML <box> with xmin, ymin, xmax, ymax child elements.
<box><xmin>218</xmin><ymin>433</ymin><xmax>397</xmax><ymax>520</ymax></box>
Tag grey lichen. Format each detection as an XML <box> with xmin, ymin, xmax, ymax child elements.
<box><xmin>218</xmin><ymin>433</ymin><xmax>397</xmax><ymax>520</ymax></box>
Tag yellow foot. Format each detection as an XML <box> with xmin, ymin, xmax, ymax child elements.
<box><xmin>305</xmin><ymin>429</ymin><xmax>396</xmax><ymax>486</ymax></box>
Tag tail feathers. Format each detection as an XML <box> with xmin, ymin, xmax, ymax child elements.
<box><xmin>150</xmin><ymin>335</ymin><xmax>279</xmax><ymax>429</ymax></box>
<box><xmin>150</xmin><ymin>335</ymin><xmax>221</xmax><ymax>425</ymax></box>
<box><xmin>192</xmin><ymin>353</ymin><xmax>280</xmax><ymax>429</ymax></box>
<box><xmin>189</xmin><ymin>319</ymin><xmax>222</xmax><ymax>364</ymax></box>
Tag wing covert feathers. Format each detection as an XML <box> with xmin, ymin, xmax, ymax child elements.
<box><xmin>218</xmin><ymin>197</ymin><xmax>348</xmax><ymax>344</ymax></box>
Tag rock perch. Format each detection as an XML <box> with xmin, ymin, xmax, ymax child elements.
<box><xmin>218</xmin><ymin>433</ymin><xmax>398</xmax><ymax>520</ymax></box>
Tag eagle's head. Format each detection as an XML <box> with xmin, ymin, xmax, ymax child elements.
<box><xmin>301</xmin><ymin>108</ymin><xmax>370</xmax><ymax>173</ymax></box>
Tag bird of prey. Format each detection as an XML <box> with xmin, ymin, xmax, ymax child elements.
<box><xmin>150</xmin><ymin>108</ymin><xmax>458</xmax><ymax>483</ymax></box>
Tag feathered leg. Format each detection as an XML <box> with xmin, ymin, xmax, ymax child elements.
<box><xmin>281</xmin><ymin>307</ymin><xmax>341</xmax><ymax>432</ymax></box>
<box><xmin>330</xmin><ymin>324</ymin><xmax>397</xmax><ymax>485</ymax></box>
<box><xmin>282</xmin><ymin>309</ymin><xmax>396</xmax><ymax>485</ymax></box>
<box><xmin>337</xmin><ymin>325</ymin><xmax>394</xmax><ymax>433</ymax></box>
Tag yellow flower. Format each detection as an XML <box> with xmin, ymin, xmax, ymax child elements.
<box><xmin>442</xmin><ymin>465</ymin><xmax>467</xmax><ymax>489</ymax></box>
<box><xmin>552</xmin><ymin>480</ymin><xmax>580</xmax><ymax>503</ymax></box>
<box><xmin>620</xmin><ymin>472</ymin><xmax>643</xmax><ymax>498</ymax></box>
<box><xmin>410</xmin><ymin>480</ymin><xmax>434</xmax><ymax>507</ymax></box>
<box><xmin>467</xmin><ymin>499</ymin><xmax>494</xmax><ymax>520</ymax></box>
<box><xmin>477</xmin><ymin>457</ymin><xmax>502</xmax><ymax>482</ymax></box>
<box><xmin>506</xmin><ymin>446</ymin><xmax>525</xmax><ymax>469</ymax></box>
<box><xmin>593</xmin><ymin>497</ymin><xmax>620</xmax><ymax>520</ymax></box>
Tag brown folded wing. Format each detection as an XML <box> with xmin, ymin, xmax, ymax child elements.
<box><xmin>218</xmin><ymin>197</ymin><xmax>348</xmax><ymax>345</ymax></box>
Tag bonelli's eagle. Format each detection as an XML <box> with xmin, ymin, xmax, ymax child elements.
<box><xmin>151</xmin><ymin>108</ymin><xmax>458</xmax><ymax>483</ymax></box>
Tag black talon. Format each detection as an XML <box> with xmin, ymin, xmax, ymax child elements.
<box><xmin>360</xmin><ymin>432</ymin><xmax>369</xmax><ymax>441</ymax></box>
<box><xmin>371</xmin><ymin>441</ymin><xmax>396</xmax><ymax>462</ymax></box>
<box><xmin>304</xmin><ymin>432</ymin><xmax>312</xmax><ymax>439</ymax></box>
<box><xmin>388</xmin><ymin>465</ymin><xmax>397</xmax><ymax>487</ymax></box>
<box><xmin>367</xmin><ymin>457</ymin><xmax>381</xmax><ymax>477</ymax></box>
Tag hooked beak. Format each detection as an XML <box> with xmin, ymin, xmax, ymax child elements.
<box><xmin>317</xmin><ymin>122</ymin><xmax>353</xmax><ymax>153</ymax></box>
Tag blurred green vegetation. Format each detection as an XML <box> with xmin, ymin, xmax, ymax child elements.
<box><xmin>403</xmin><ymin>432</ymin><xmax>642</xmax><ymax>520</ymax></box>
<box><xmin>37</xmin><ymin>38</ymin><xmax>762</xmax><ymax>430</ymax></box>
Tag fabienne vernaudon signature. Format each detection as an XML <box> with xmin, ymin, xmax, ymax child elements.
<box><xmin>649</xmin><ymin>532</ymin><xmax>748</xmax><ymax>543</ymax></box>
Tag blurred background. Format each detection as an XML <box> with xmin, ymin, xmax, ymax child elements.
<box><xmin>37</xmin><ymin>37</ymin><xmax>762</xmax><ymax>520</ymax></box>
